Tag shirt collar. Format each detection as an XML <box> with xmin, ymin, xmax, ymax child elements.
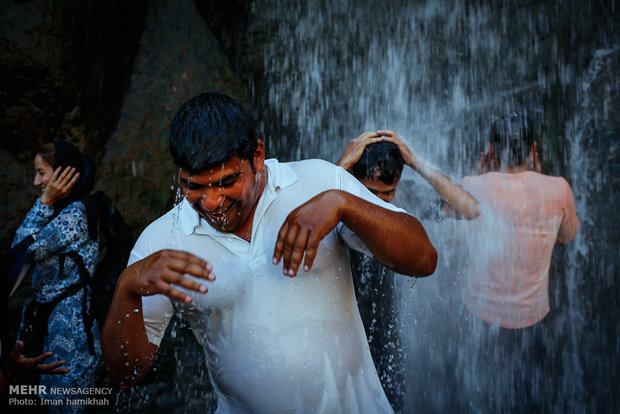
<box><xmin>179</xmin><ymin>158</ymin><xmax>297</xmax><ymax>236</ymax></box>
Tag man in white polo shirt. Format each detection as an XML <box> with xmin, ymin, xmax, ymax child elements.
<box><xmin>101</xmin><ymin>93</ymin><xmax>437</xmax><ymax>413</ymax></box>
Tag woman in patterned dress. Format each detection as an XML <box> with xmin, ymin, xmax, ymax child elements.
<box><xmin>13</xmin><ymin>141</ymin><xmax>101</xmax><ymax>412</ymax></box>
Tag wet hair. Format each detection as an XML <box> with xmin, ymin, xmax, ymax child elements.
<box><xmin>490</xmin><ymin>113</ymin><xmax>536</xmax><ymax>168</ymax></box>
<box><xmin>169</xmin><ymin>92</ymin><xmax>258</xmax><ymax>173</ymax></box>
<box><xmin>351</xmin><ymin>140</ymin><xmax>404</xmax><ymax>185</ymax></box>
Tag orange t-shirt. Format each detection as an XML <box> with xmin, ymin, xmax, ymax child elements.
<box><xmin>462</xmin><ymin>172</ymin><xmax>579</xmax><ymax>328</ymax></box>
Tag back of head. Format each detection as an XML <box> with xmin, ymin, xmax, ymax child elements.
<box><xmin>490</xmin><ymin>113</ymin><xmax>536</xmax><ymax>168</ymax></box>
<box><xmin>37</xmin><ymin>140</ymin><xmax>95</xmax><ymax>199</ymax></box>
<box><xmin>169</xmin><ymin>92</ymin><xmax>258</xmax><ymax>173</ymax></box>
<box><xmin>352</xmin><ymin>140</ymin><xmax>404</xmax><ymax>185</ymax></box>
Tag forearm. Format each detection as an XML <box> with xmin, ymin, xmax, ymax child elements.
<box><xmin>12</xmin><ymin>199</ymin><xmax>54</xmax><ymax>246</ymax></box>
<box><xmin>338</xmin><ymin>191</ymin><xmax>437</xmax><ymax>276</ymax></box>
<box><xmin>101</xmin><ymin>274</ymin><xmax>155</xmax><ymax>388</ymax></box>
<box><xmin>409</xmin><ymin>156</ymin><xmax>480</xmax><ymax>219</ymax></box>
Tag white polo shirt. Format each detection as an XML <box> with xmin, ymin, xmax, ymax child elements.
<box><xmin>131</xmin><ymin>158</ymin><xmax>404</xmax><ymax>413</ymax></box>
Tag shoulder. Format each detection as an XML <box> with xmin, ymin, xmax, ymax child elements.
<box><xmin>56</xmin><ymin>200</ymin><xmax>88</xmax><ymax>218</ymax></box>
<box><xmin>137</xmin><ymin>205</ymin><xmax>181</xmax><ymax>239</ymax></box>
<box><xmin>131</xmin><ymin>204</ymin><xmax>185</xmax><ymax>259</ymax></box>
<box><xmin>285</xmin><ymin>158</ymin><xmax>343</xmax><ymax>175</ymax></box>
<box><xmin>272</xmin><ymin>158</ymin><xmax>350</xmax><ymax>190</ymax></box>
<box><xmin>527</xmin><ymin>173</ymin><xmax>574</xmax><ymax>195</ymax></box>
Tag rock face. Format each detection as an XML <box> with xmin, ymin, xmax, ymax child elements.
<box><xmin>96</xmin><ymin>0</ymin><xmax>248</xmax><ymax>234</ymax></box>
<box><xmin>0</xmin><ymin>0</ymin><xmax>253</xmax><ymax>247</ymax></box>
<box><xmin>0</xmin><ymin>0</ymin><xmax>148</xmax><ymax>248</ymax></box>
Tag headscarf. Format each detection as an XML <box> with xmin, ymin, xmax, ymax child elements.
<box><xmin>48</xmin><ymin>141</ymin><xmax>98</xmax><ymax>239</ymax></box>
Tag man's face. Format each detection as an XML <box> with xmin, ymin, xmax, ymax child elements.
<box><xmin>358</xmin><ymin>176</ymin><xmax>399</xmax><ymax>203</ymax></box>
<box><xmin>180</xmin><ymin>142</ymin><xmax>266</xmax><ymax>235</ymax></box>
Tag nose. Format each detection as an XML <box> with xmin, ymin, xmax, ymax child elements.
<box><xmin>199</xmin><ymin>189</ymin><xmax>225</xmax><ymax>211</ymax></box>
<box><xmin>34</xmin><ymin>175</ymin><xmax>40</xmax><ymax>187</ymax></box>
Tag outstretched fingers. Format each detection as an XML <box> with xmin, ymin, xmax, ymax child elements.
<box><xmin>36</xmin><ymin>359</ymin><xmax>69</xmax><ymax>375</ymax></box>
<box><xmin>137</xmin><ymin>250</ymin><xmax>216</xmax><ymax>303</ymax></box>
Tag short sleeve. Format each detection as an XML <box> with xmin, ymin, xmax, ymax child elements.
<box><xmin>142</xmin><ymin>294</ymin><xmax>174</xmax><ymax>346</ymax></box>
<box><xmin>129</xmin><ymin>225</ymin><xmax>175</xmax><ymax>347</ymax></box>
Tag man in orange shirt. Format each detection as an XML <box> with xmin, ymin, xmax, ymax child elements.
<box><xmin>451</xmin><ymin>113</ymin><xmax>580</xmax><ymax>412</ymax></box>
<box><xmin>458</xmin><ymin>114</ymin><xmax>579</xmax><ymax>328</ymax></box>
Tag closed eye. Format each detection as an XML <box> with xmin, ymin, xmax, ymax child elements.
<box><xmin>180</xmin><ymin>173</ymin><xmax>242</xmax><ymax>190</ymax></box>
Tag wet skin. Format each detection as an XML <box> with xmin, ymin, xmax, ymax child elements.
<box><xmin>179</xmin><ymin>150</ymin><xmax>267</xmax><ymax>241</ymax></box>
<box><xmin>358</xmin><ymin>176</ymin><xmax>399</xmax><ymax>203</ymax></box>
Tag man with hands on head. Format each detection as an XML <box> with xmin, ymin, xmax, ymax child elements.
<box><xmin>337</xmin><ymin>130</ymin><xmax>480</xmax><ymax>218</ymax></box>
<box><xmin>337</xmin><ymin>129</ymin><xmax>479</xmax><ymax>412</ymax></box>
<box><xmin>102</xmin><ymin>93</ymin><xmax>437</xmax><ymax>413</ymax></box>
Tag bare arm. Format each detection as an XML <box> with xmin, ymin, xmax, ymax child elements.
<box><xmin>101</xmin><ymin>250</ymin><xmax>215</xmax><ymax>388</ymax></box>
<box><xmin>273</xmin><ymin>190</ymin><xmax>437</xmax><ymax>277</ymax></box>
<box><xmin>556</xmin><ymin>179</ymin><xmax>579</xmax><ymax>243</ymax></box>
<box><xmin>379</xmin><ymin>130</ymin><xmax>480</xmax><ymax>220</ymax></box>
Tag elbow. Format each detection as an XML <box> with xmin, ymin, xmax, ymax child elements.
<box><xmin>459</xmin><ymin>200</ymin><xmax>480</xmax><ymax>220</ymax></box>
<box><xmin>394</xmin><ymin>245</ymin><xmax>437</xmax><ymax>277</ymax></box>
<box><xmin>101</xmin><ymin>335</ymin><xmax>152</xmax><ymax>389</ymax></box>
<box><xmin>557</xmin><ymin>220</ymin><xmax>579</xmax><ymax>244</ymax></box>
<box><xmin>465</xmin><ymin>204</ymin><xmax>481</xmax><ymax>220</ymax></box>
<box><xmin>417</xmin><ymin>245</ymin><xmax>438</xmax><ymax>277</ymax></box>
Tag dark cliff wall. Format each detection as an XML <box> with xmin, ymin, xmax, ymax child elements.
<box><xmin>0</xmin><ymin>0</ymin><xmax>256</xmax><ymax>249</ymax></box>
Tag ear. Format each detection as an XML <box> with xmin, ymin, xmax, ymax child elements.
<box><xmin>253</xmin><ymin>140</ymin><xmax>266</xmax><ymax>172</ymax></box>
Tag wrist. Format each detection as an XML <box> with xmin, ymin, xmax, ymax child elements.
<box><xmin>116</xmin><ymin>268</ymin><xmax>145</xmax><ymax>300</ymax></box>
<box><xmin>331</xmin><ymin>190</ymin><xmax>353</xmax><ymax>222</ymax></box>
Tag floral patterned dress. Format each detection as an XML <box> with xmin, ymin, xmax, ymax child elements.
<box><xmin>13</xmin><ymin>198</ymin><xmax>101</xmax><ymax>412</ymax></box>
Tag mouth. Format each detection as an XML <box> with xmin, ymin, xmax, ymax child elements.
<box><xmin>205</xmin><ymin>200</ymin><xmax>239</xmax><ymax>223</ymax></box>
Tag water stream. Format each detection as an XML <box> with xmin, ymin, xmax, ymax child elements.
<box><xmin>248</xmin><ymin>1</ymin><xmax>618</xmax><ymax>412</ymax></box>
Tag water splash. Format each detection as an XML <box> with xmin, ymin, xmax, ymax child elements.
<box><xmin>250</xmin><ymin>0</ymin><xmax>618</xmax><ymax>412</ymax></box>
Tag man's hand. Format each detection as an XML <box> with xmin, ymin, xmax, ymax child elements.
<box><xmin>530</xmin><ymin>141</ymin><xmax>542</xmax><ymax>173</ymax></box>
<box><xmin>40</xmin><ymin>166</ymin><xmax>80</xmax><ymax>205</ymax></box>
<box><xmin>376</xmin><ymin>129</ymin><xmax>417</xmax><ymax>167</ymax></box>
<box><xmin>337</xmin><ymin>132</ymin><xmax>384</xmax><ymax>173</ymax></box>
<box><xmin>5</xmin><ymin>341</ymin><xmax>69</xmax><ymax>377</ymax></box>
<box><xmin>273</xmin><ymin>191</ymin><xmax>345</xmax><ymax>277</ymax></box>
<box><xmin>121</xmin><ymin>250</ymin><xmax>216</xmax><ymax>304</ymax></box>
<box><xmin>477</xmin><ymin>142</ymin><xmax>498</xmax><ymax>174</ymax></box>
<box><xmin>102</xmin><ymin>249</ymin><xmax>215</xmax><ymax>388</ymax></box>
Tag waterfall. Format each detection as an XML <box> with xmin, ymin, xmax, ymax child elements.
<box><xmin>251</xmin><ymin>0</ymin><xmax>619</xmax><ymax>412</ymax></box>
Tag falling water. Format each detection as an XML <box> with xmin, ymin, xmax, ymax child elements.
<box><xmin>249</xmin><ymin>0</ymin><xmax>618</xmax><ymax>412</ymax></box>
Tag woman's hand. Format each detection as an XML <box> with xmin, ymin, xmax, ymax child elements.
<box><xmin>40</xmin><ymin>166</ymin><xmax>80</xmax><ymax>205</ymax></box>
<box><xmin>4</xmin><ymin>341</ymin><xmax>69</xmax><ymax>377</ymax></box>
